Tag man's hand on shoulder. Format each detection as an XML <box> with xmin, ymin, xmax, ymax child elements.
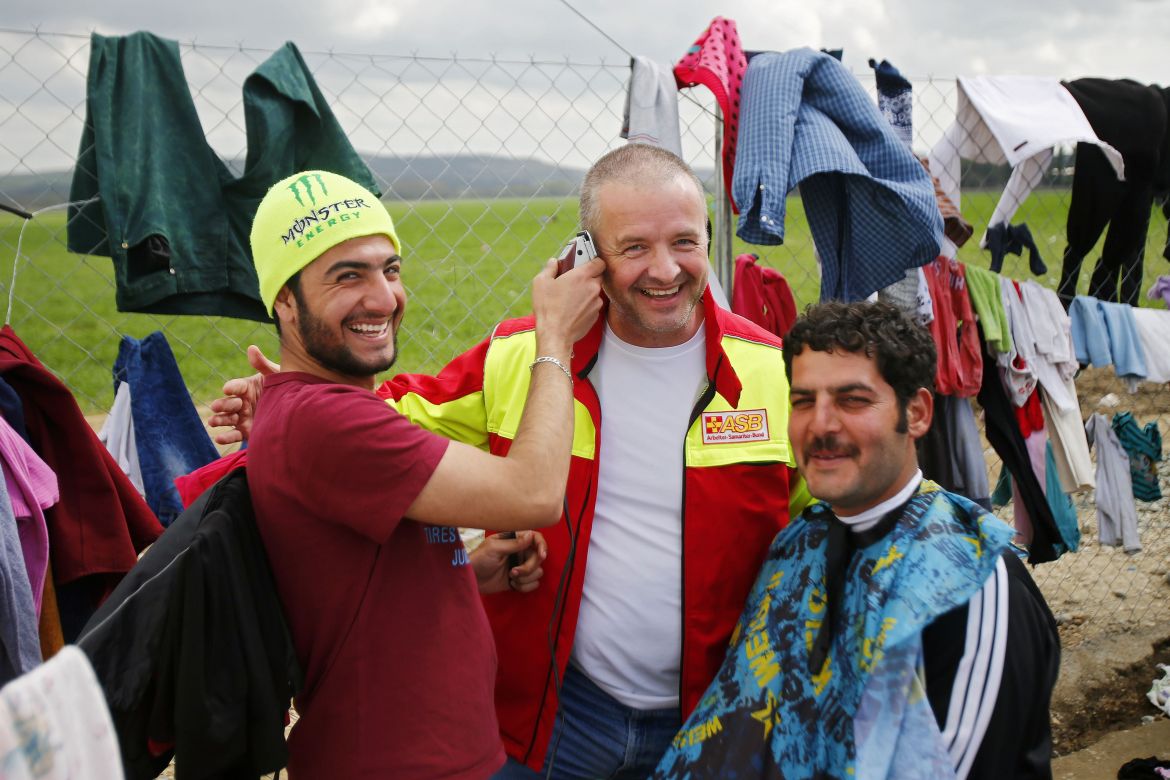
<box><xmin>207</xmin><ymin>345</ymin><xmax>280</xmax><ymax>445</ymax></box>
<box><xmin>471</xmin><ymin>531</ymin><xmax>548</xmax><ymax>594</ymax></box>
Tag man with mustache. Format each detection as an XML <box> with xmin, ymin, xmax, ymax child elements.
<box><xmin>653</xmin><ymin>301</ymin><xmax>1060</xmax><ymax>780</ymax></box>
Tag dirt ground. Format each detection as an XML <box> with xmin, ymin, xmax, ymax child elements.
<box><xmin>1052</xmin><ymin>717</ymin><xmax>1170</xmax><ymax>779</ymax></box>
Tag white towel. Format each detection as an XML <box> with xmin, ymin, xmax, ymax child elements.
<box><xmin>928</xmin><ymin>75</ymin><xmax>1125</xmax><ymax>228</ymax></box>
<box><xmin>0</xmin><ymin>646</ymin><xmax>124</xmax><ymax>779</ymax></box>
<box><xmin>621</xmin><ymin>56</ymin><xmax>683</xmax><ymax>158</ymax></box>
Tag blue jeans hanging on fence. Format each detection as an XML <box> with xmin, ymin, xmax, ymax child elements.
<box><xmin>113</xmin><ymin>332</ymin><xmax>218</xmax><ymax>526</ymax></box>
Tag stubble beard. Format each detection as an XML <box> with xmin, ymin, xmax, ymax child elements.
<box><xmin>296</xmin><ymin>299</ymin><xmax>398</xmax><ymax>379</ymax></box>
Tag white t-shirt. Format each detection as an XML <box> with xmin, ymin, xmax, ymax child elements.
<box><xmin>570</xmin><ymin>323</ymin><xmax>707</xmax><ymax>710</ymax></box>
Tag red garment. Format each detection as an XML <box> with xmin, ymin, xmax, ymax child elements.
<box><xmin>1014</xmin><ymin>389</ymin><xmax>1046</xmax><ymax>437</ymax></box>
<box><xmin>674</xmin><ymin>17</ymin><xmax>746</xmax><ymax>211</ymax></box>
<box><xmin>248</xmin><ymin>372</ymin><xmax>503</xmax><ymax>779</ymax></box>
<box><xmin>731</xmin><ymin>253</ymin><xmax>798</xmax><ymax>338</ymax></box>
<box><xmin>386</xmin><ymin>290</ymin><xmax>797</xmax><ymax>772</ymax></box>
<box><xmin>922</xmin><ymin>258</ymin><xmax>982</xmax><ymax>397</ymax></box>
<box><xmin>175</xmin><ymin>448</ymin><xmax>248</xmax><ymax>507</ymax></box>
<box><xmin>0</xmin><ymin>325</ymin><xmax>161</xmax><ymax>586</ymax></box>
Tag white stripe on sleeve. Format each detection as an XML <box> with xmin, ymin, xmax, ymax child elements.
<box><xmin>943</xmin><ymin>556</ymin><xmax>1009</xmax><ymax>780</ymax></box>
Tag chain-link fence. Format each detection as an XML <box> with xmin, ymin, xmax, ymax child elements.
<box><xmin>1</xmin><ymin>28</ymin><xmax>1168</xmax><ymax>648</ymax></box>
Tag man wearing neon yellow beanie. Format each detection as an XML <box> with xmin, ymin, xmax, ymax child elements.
<box><xmin>244</xmin><ymin>170</ymin><xmax>604</xmax><ymax>778</ymax></box>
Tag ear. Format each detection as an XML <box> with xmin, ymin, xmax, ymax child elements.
<box><xmin>905</xmin><ymin>386</ymin><xmax>933</xmax><ymax>440</ymax></box>
<box><xmin>273</xmin><ymin>286</ymin><xmax>296</xmax><ymax>331</ymax></box>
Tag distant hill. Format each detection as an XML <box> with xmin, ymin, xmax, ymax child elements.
<box><xmin>0</xmin><ymin>153</ymin><xmax>729</xmax><ymax>214</ymax></box>
<box><xmin>0</xmin><ymin>154</ymin><xmax>591</xmax><ymax>213</ymax></box>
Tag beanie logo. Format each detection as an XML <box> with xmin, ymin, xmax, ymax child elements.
<box><xmin>287</xmin><ymin>173</ymin><xmax>328</xmax><ymax>207</ymax></box>
<box><xmin>278</xmin><ymin>176</ymin><xmax>374</xmax><ymax>247</ymax></box>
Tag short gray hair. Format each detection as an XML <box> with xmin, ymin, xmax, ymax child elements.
<box><xmin>579</xmin><ymin>145</ymin><xmax>706</xmax><ymax>235</ymax></box>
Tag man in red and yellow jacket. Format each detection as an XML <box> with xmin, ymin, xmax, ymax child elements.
<box><xmin>390</xmin><ymin>145</ymin><xmax>805</xmax><ymax>778</ymax></box>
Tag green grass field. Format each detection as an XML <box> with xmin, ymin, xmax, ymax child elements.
<box><xmin>2</xmin><ymin>189</ymin><xmax>1166</xmax><ymax>415</ymax></box>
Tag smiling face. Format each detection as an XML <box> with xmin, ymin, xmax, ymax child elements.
<box><xmin>788</xmin><ymin>347</ymin><xmax>932</xmax><ymax>516</ymax></box>
<box><xmin>274</xmin><ymin>233</ymin><xmax>405</xmax><ymax>388</ymax></box>
<box><xmin>592</xmin><ymin>174</ymin><xmax>709</xmax><ymax>347</ymax></box>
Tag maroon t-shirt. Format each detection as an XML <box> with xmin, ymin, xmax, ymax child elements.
<box><xmin>248</xmin><ymin>372</ymin><xmax>504</xmax><ymax>779</ymax></box>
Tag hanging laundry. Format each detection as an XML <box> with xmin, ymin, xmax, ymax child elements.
<box><xmin>1059</xmin><ymin>78</ymin><xmax>1170</xmax><ymax>306</ymax></box>
<box><xmin>673</xmin><ymin>17</ymin><xmax>746</xmax><ymax>210</ymax></box>
<box><xmin>112</xmin><ymin>332</ymin><xmax>219</xmax><ymax>526</ymax></box>
<box><xmin>1068</xmin><ymin>295</ymin><xmax>1149</xmax><ymax>388</ymax></box>
<box><xmin>916</xmin><ymin>394</ymin><xmax>991</xmax><ymax>508</ymax></box>
<box><xmin>1130</xmin><ymin>308</ymin><xmax>1170</xmax><ymax>383</ymax></box>
<box><xmin>98</xmin><ymin>381</ymin><xmax>144</xmax><ymax>497</ymax></box>
<box><xmin>0</xmin><ymin>416</ymin><xmax>58</xmax><ymax>617</ymax></box>
<box><xmin>1096</xmin><ymin>300</ymin><xmax>1148</xmax><ymax>388</ymax></box>
<box><xmin>0</xmin><ymin>326</ymin><xmax>162</xmax><ymax>640</ymax></box>
<box><xmin>39</xmin><ymin>562</ymin><xmax>65</xmax><ymax>663</ymax></box>
<box><xmin>1085</xmin><ymin>413</ymin><xmax>1142</xmax><ymax>553</ymax></box>
<box><xmin>921</xmin><ymin>257</ymin><xmax>981</xmax><ymax>397</ymax></box>
<box><xmin>1015</xmin><ymin>427</ymin><xmax>1051</xmax><ymax>547</ymax></box>
<box><xmin>993</xmin><ymin>430</ymin><xmax>1081</xmax><ymax>557</ymax></box>
<box><xmin>0</xmin><ymin>376</ymin><xmax>30</xmax><ymax>444</ymax></box>
<box><xmin>986</xmin><ymin>222</ymin><xmax>1046</xmax><ymax>275</ymax></box>
<box><xmin>928</xmin><ymin>76</ymin><xmax>1124</xmax><ymax>238</ymax></box>
<box><xmin>965</xmin><ymin>264</ymin><xmax>1012</xmax><ymax>354</ymax></box>
<box><xmin>78</xmin><ymin>469</ymin><xmax>301</xmax><ymax>780</ymax></box>
<box><xmin>68</xmin><ymin>33</ymin><xmax>377</xmax><ymax>322</ymax></box>
<box><xmin>1045</xmin><ymin>441</ymin><xmax>1081</xmax><ymax>553</ymax></box>
<box><xmin>868</xmin><ymin>58</ymin><xmax>913</xmax><ymax>148</ymax></box>
<box><xmin>1112</xmin><ymin>411</ymin><xmax>1163</xmax><ymax>501</ymax></box>
<box><xmin>1</xmin><ymin>476</ymin><xmax>41</xmax><ymax>685</ymax></box>
<box><xmin>622</xmin><ymin>56</ymin><xmax>683</xmax><ymax>158</ymax></box>
<box><xmin>925</xmin><ymin>160</ymin><xmax>974</xmax><ymax>251</ymax></box>
<box><xmin>996</xmin><ymin>278</ymin><xmax>1039</xmax><ymax>406</ymax></box>
<box><xmin>878</xmin><ymin>268</ymin><xmax>933</xmax><ymax>326</ymax></box>
<box><xmin>730</xmin><ymin>253</ymin><xmax>797</xmax><ymax>338</ymax></box>
<box><xmin>732</xmin><ymin>48</ymin><xmax>942</xmax><ymax>302</ymax></box>
<box><xmin>867</xmin><ymin>57</ymin><xmax>975</xmax><ymax>256</ymax></box>
<box><xmin>0</xmin><ymin>645</ymin><xmax>123</xmax><ymax>778</ymax></box>
<box><xmin>1148</xmin><ymin>275</ymin><xmax>1170</xmax><ymax>308</ymax></box>
<box><xmin>1016</xmin><ymin>283</ymin><xmax>1091</xmax><ymax>494</ymax></box>
<box><xmin>976</xmin><ymin>332</ymin><xmax>1063</xmax><ymax>563</ymax></box>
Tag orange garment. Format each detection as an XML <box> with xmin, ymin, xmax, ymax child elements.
<box><xmin>39</xmin><ymin>562</ymin><xmax>64</xmax><ymax>661</ymax></box>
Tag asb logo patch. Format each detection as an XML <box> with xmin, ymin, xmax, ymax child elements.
<box><xmin>701</xmin><ymin>409</ymin><xmax>769</xmax><ymax>444</ymax></box>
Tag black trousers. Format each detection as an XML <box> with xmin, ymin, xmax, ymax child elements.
<box><xmin>1058</xmin><ymin>142</ymin><xmax>1154</xmax><ymax>306</ymax></box>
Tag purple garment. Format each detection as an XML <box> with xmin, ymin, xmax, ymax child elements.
<box><xmin>1148</xmin><ymin>275</ymin><xmax>1170</xmax><ymax>308</ymax></box>
<box><xmin>0</xmin><ymin>415</ymin><xmax>58</xmax><ymax>615</ymax></box>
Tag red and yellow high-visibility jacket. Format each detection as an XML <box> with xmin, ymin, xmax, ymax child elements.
<box><xmin>384</xmin><ymin>289</ymin><xmax>804</xmax><ymax>771</ymax></box>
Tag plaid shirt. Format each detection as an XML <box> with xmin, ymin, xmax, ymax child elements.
<box><xmin>732</xmin><ymin>48</ymin><xmax>943</xmax><ymax>302</ymax></box>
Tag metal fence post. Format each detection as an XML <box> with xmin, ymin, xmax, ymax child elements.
<box><xmin>711</xmin><ymin>106</ymin><xmax>733</xmax><ymax>298</ymax></box>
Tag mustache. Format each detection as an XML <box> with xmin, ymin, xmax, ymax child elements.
<box><xmin>803</xmin><ymin>436</ymin><xmax>859</xmax><ymax>459</ymax></box>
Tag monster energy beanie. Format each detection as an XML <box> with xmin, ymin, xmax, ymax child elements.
<box><xmin>251</xmin><ymin>170</ymin><xmax>401</xmax><ymax>316</ymax></box>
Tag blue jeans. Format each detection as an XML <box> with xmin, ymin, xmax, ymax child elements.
<box><xmin>113</xmin><ymin>332</ymin><xmax>218</xmax><ymax>525</ymax></box>
<box><xmin>493</xmin><ymin>664</ymin><xmax>681</xmax><ymax>780</ymax></box>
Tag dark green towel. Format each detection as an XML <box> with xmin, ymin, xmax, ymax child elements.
<box><xmin>69</xmin><ymin>32</ymin><xmax>377</xmax><ymax>321</ymax></box>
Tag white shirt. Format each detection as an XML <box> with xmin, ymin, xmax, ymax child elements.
<box><xmin>835</xmin><ymin>470</ymin><xmax>923</xmax><ymax>533</ymax></box>
<box><xmin>571</xmin><ymin>323</ymin><xmax>707</xmax><ymax>710</ymax></box>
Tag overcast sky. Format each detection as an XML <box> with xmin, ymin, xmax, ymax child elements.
<box><xmin>7</xmin><ymin>0</ymin><xmax>1169</xmax><ymax>83</ymax></box>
